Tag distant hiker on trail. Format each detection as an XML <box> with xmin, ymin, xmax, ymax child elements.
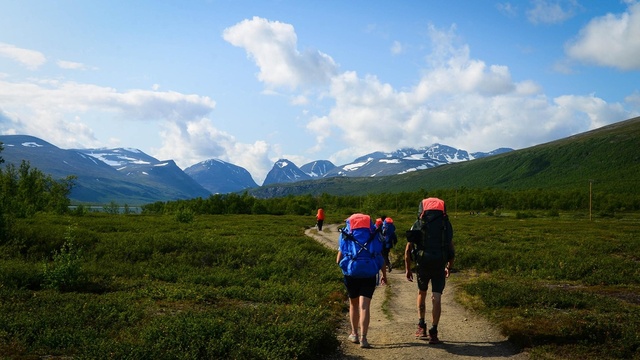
<box><xmin>316</xmin><ymin>208</ymin><xmax>325</xmax><ymax>231</ymax></box>
<box><xmin>337</xmin><ymin>213</ymin><xmax>387</xmax><ymax>349</ymax></box>
<box><xmin>404</xmin><ymin>197</ymin><xmax>455</xmax><ymax>345</ymax></box>
<box><xmin>381</xmin><ymin>216</ymin><xmax>397</xmax><ymax>273</ymax></box>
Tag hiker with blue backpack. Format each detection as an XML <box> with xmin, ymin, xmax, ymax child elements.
<box><xmin>404</xmin><ymin>197</ymin><xmax>455</xmax><ymax>345</ymax></box>
<box><xmin>380</xmin><ymin>216</ymin><xmax>397</xmax><ymax>273</ymax></box>
<box><xmin>337</xmin><ymin>213</ymin><xmax>387</xmax><ymax>349</ymax></box>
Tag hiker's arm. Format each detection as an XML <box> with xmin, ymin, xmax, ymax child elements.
<box><xmin>404</xmin><ymin>242</ymin><xmax>413</xmax><ymax>282</ymax></box>
<box><xmin>336</xmin><ymin>250</ymin><xmax>343</xmax><ymax>264</ymax></box>
<box><xmin>448</xmin><ymin>238</ymin><xmax>455</xmax><ymax>269</ymax></box>
<box><xmin>379</xmin><ymin>262</ymin><xmax>387</xmax><ymax>285</ymax></box>
<box><xmin>445</xmin><ymin>239</ymin><xmax>455</xmax><ymax>278</ymax></box>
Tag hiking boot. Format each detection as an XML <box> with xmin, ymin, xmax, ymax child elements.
<box><xmin>415</xmin><ymin>325</ymin><xmax>427</xmax><ymax>339</ymax></box>
<box><xmin>347</xmin><ymin>334</ymin><xmax>359</xmax><ymax>344</ymax></box>
<box><xmin>428</xmin><ymin>329</ymin><xmax>442</xmax><ymax>344</ymax></box>
<box><xmin>359</xmin><ymin>336</ymin><xmax>370</xmax><ymax>348</ymax></box>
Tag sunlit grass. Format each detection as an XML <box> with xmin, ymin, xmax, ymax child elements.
<box><xmin>1</xmin><ymin>211</ymin><xmax>638</xmax><ymax>358</ymax></box>
<box><xmin>0</xmin><ymin>213</ymin><xmax>343</xmax><ymax>359</ymax></box>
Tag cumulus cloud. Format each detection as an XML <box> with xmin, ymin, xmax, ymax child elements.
<box><xmin>302</xmin><ymin>24</ymin><xmax>634</xmax><ymax>166</ymax></box>
<box><xmin>57</xmin><ymin>60</ymin><xmax>94</xmax><ymax>70</ymax></box>
<box><xmin>223</xmin><ymin>16</ymin><xmax>338</xmax><ymax>90</ymax></box>
<box><xmin>565</xmin><ymin>2</ymin><xmax>640</xmax><ymax>70</ymax></box>
<box><xmin>0</xmin><ymin>43</ymin><xmax>46</xmax><ymax>70</ymax></box>
<box><xmin>625</xmin><ymin>91</ymin><xmax>640</xmax><ymax>108</ymax></box>
<box><xmin>0</xmin><ymin>74</ymin><xmax>278</xmax><ymax>183</ymax></box>
<box><xmin>153</xmin><ymin>118</ymin><xmax>273</xmax><ymax>184</ymax></box>
<box><xmin>527</xmin><ymin>0</ymin><xmax>579</xmax><ymax>24</ymax></box>
<box><xmin>496</xmin><ymin>2</ymin><xmax>518</xmax><ymax>18</ymax></box>
<box><xmin>2</xmin><ymin>15</ymin><xmax>637</xmax><ymax>186</ymax></box>
<box><xmin>0</xmin><ymin>78</ymin><xmax>216</xmax><ymax>147</ymax></box>
<box><xmin>391</xmin><ymin>41</ymin><xmax>404</xmax><ymax>55</ymax></box>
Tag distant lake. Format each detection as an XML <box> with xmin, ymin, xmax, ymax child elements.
<box><xmin>68</xmin><ymin>205</ymin><xmax>142</xmax><ymax>214</ymax></box>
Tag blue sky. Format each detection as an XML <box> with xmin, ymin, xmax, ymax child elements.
<box><xmin>1</xmin><ymin>0</ymin><xmax>639</xmax><ymax>185</ymax></box>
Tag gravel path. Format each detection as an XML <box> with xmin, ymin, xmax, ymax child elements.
<box><xmin>306</xmin><ymin>224</ymin><xmax>530</xmax><ymax>360</ymax></box>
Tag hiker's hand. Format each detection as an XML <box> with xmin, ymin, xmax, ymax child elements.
<box><xmin>406</xmin><ymin>270</ymin><xmax>413</xmax><ymax>282</ymax></box>
<box><xmin>380</xmin><ymin>276</ymin><xmax>387</xmax><ymax>286</ymax></box>
<box><xmin>445</xmin><ymin>267</ymin><xmax>450</xmax><ymax>278</ymax></box>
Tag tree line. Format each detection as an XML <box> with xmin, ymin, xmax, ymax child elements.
<box><xmin>141</xmin><ymin>185</ymin><xmax>639</xmax><ymax>217</ymax></box>
<box><xmin>0</xmin><ymin>144</ymin><xmax>74</xmax><ymax>239</ymax></box>
<box><xmin>1</xmin><ymin>140</ymin><xmax>636</xmax><ymax>229</ymax></box>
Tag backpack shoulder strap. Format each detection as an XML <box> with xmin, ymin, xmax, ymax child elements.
<box><xmin>339</xmin><ymin>226</ymin><xmax>380</xmax><ymax>257</ymax></box>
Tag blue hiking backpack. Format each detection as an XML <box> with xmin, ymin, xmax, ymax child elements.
<box><xmin>338</xmin><ymin>213</ymin><xmax>385</xmax><ymax>278</ymax></box>
<box><xmin>382</xmin><ymin>217</ymin><xmax>398</xmax><ymax>249</ymax></box>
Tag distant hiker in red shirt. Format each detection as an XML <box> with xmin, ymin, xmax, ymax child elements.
<box><xmin>316</xmin><ymin>208</ymin><xmax>325</xmax><ymax>231</ymax></box>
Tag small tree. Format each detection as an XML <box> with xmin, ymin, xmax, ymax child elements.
<box><xmin>175</xmin><ymin>207</ymin><xmax>195</xmax><ymax>223</ymax></box>
<box><xmin>103</xmin><ymin>201</ymin><xmax>120</xmax><ymax>215</ymax></box>
<box><xmin>42</xmin><ymin>224</ymin><xmax>86</xmax><ymax>291</ymax></box>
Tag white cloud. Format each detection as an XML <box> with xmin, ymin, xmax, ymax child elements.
<box><xmin>0</xmin><ymin>78</ymin><xmax>216</xmax><ymax>149</ymax></box>
<box><xmin>527</xmin><ymin>0</ymin><xmax>579</xmax><ymax>24</ymax></box>
<box><xmin>223</xmin><ymin>16</ymin><xmax>338</xmax><ymax>91</ymax></box>
<box><xmin>302</xmin><ymin>24</ymin><xmax>634</xmax><ymax>166</ymax></box>
<box><xmin>391</xmin><ymin>41</ymin><xmax>404</xmax><ymax>55</ymax></box>
<box><xmin>57</xmin><ymin>60</ymin><xmax>95</xmax><ymax>70</ymax></box>
<box><xmin>496</xmin><ymin>2</ymin><xmax>518</xmax><ymax>18</ymax></box>
<box><xmin>0</xmin><ymin>43</ymin><xmax>46</xmax><ymax>70</ymax></box>
<box><xmin>554</xmin><ymin>94</ymin><xmax>629</xmax><ymax>129</ymax></box>
<box><xmin>2</xmin><ymin>16</ymin><xmax>637</xmax><ymax>187</ymax></box>
<box><xmin>565</xmin><ymin>2</ymin><xmax>640</xmax><ymax>70</ymax></box>
<box><xmin>0</xmin><ymin>39</ymin><xmax>279</xmax><ymax>184</ymax></box>
<box><xmin>153</xmin><ymin>118</ymin><xmax>274</xmax><ymax>184</ymax></box>
<box><xmin>306</xmin><ymin>115</ymin><xmax>332</xmax><ymax>153</ymax></box>
<box><xmin>624</xmin><ymin>91</ymin><xmax>640</xmax><ymax>108</ymax></box>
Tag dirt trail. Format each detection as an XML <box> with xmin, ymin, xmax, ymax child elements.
<box><xmin>306</xmin><ymin>224</ymin><xmax>529</xmax><ymax>360</ymax></box>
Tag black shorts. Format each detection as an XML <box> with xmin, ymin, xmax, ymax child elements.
<box><xmin>343</xmin><ymin>275</ymin><xmax>377</xmax><ymax>299</ymax></box>
<box><xmin>416</xmin><ymin>266</ymin><xmax>446</xmax><ymax>294</ymax></box>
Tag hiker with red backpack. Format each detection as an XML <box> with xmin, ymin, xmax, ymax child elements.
<box><xmin>404</xmin><ymin>197</ymin><xmax>455</xmax><ymax>344</ymax></box>
<box><xmin>337</xmin><ymin>213</ymin><xmax>387</xmax><ymax>348</ymax></box>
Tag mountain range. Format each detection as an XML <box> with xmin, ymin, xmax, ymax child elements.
<box><xmin>261</xmin><ymin>144</ymin><xmax>512</xmax><ymax>185</ymax></box>
<box><xmin>0</xmin><ymin>134</ymin><xmax>512</xmax><ymax>204</ymax></box>
<box><xmin>4</xmin><ymin>113</ymin><xmax>640</xmax><ymax>204</ymax></box>
<box><xmin>249</xmin><ymin>116</ymin><xmax>640</xmax><ymax>199</ymax></box>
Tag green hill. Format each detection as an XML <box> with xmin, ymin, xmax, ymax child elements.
<box><xmin>251</xmin><ymin>116</ymin><xmax>640</xmax><ymax>197</ymax></box>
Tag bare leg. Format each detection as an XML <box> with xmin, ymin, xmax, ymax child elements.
<box><xmin>417</xmin><ymin>290</ymin><xmax>427</xmax><ymax>320</ymax></box>
<box><xmin>431</xmin><ymin>292</ymin><xmax>442</xmax><ymax>326</ymax></box>
<box><xmin>349</xmin><ymin>297</ymin><xmax>359</xmax><ymax>336</ymax></box>
<box><xmin>359</xmin><ymin>296</ymin><xmax>372</xmax><ymax>337</ymax></box>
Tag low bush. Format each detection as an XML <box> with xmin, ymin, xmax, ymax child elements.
<box><xmin>0</xmin><ymin>213</ymin><xmax>343</xmax><ymax>359</ymax></box>
<box><xmin>454</xmin><ymin>214</ymin><xmax>640</xmax><ymax>359</ymax></box>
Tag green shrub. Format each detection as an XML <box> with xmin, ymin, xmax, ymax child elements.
<box><xmin>0</xmin><ymin>259</ymin><xmax>42</xmax><ymax>290</ymax></box>
<box><xmin>515</xmin><ymin>211</ymin><xmax>536</xmax><ymax>219</ymax></box>
<box><xmin>175</xmin><ymin>208</ymin><xmax>195</xmax><ymax>223</ymax></box>
<box><xmin>42</xmin><ymin>225</ymin><xmax>86</xmax><ymax>291</ymax></box>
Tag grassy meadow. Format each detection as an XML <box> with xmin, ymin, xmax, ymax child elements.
<box><xmin>0</xmin><ymin>213</ymin><xmax>343</xmax><ymax>359</ymax></box>
<box><xmin>1</xmin><ymin>210</ymin><xmax>639</xmax><ymax>359</ymax></box>
<box><xmin>385</xmin><ymin>210</ymin><xmax>639</xmax><ymax>359</ymax></box>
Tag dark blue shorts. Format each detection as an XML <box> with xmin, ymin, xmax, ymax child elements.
<box><xmin>416</xmin><ymin>266</ymin><xmax>446</xmax><ymax>293</ymax></box>
<box><xmin>343</xmin><ymin>275</ymin><xmax>377</xmax><ymax>299</ymax></box>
